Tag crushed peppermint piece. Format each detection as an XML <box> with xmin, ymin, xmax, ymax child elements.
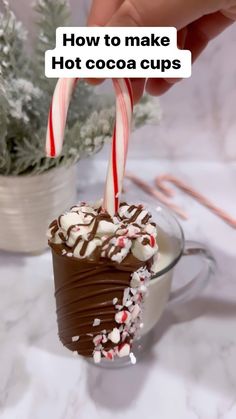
<box><xmin>93</xmin><ymin>351</ymin><xmax>101</xmax><ymax>364</ymax></box>
<box><xmin>118</xmin><ymin>343</ymin><xmax>130</xmax><ymax>358</ymax></box>
<box><xmin>93</xmin><ymin>335</ymin><xmax>103</xmax><ymax>346</ymax></box>
<box><xmin>62</xmin><ymin>249</ymin><xmax>67</xmax><ymax>255</ymax></box>
<box><xmin>108</xmin><ymin>328</ymin><xmax>120</xmax><ymax>344</ymax></box>
<box><xmin>96</xmin><ymin>344</ymin><xmax>103</xmax><ymax>351</ymax></box>
<box><xmin>115</xmin><ymin>310</ymin><xmax>131</xmax><ymax>324</ymax></box>
<box><xmin>115</xmin><ymin>304</ymin><xmax>123</xmax><ymax>310</ymax></box>
<box><xmin>149</xmin><ymin>235</ymin><xmax>156</xmax><ymax>247</ymax></box>
<box><xmin>130</xmin><ymin>272</ymin><xmax>141</xmax><ymax>288</ymax></box>
<box><xmin>102</xmin><ymin>335</ymin><xmax>108</xmax><ymax>343</ymax></box>
<box><xmin>130</xmin><ymin>353</ymin><xmax>137</xmax><ymax>365</ymax></box>
<box><xmin>113</xmin><ymin>297</ymin><xmax>118</xmax><ymax>305</ymax></box>
<box><xmin>118</xmin><ymin>237</ymin><xmax>125</xmax><ymax>248</ymax></box>
<box><xmin>93</xmin><ymin>318</ymin><xmax>101</xmax><ymax>327</ymax></box>
<box><xmin>86</xmin><ymin>333</ymin><xmax>93</xmax><ymax>337</ymax></box>
<box><xmin>72</xmin><ymin>335</ymin><xmax>80</xmax><ymax>342</ymax></box>
<box><xmin>130</xmin><ymin>288</ymin><xmax>137</xmax><ymax>295</ymax></box>
<box><xmin>103</xmin><ymin>349</ymin><xmax>114</xmax><ymax>360</ymax></box>
<box><xmin>122</xmin><ymin>331</ymin><xmax>129</xmax><ymax>341</ymax></box>
<box><xmin>122</xmin><ymin>288</ymin><xmax>130</xmax><ymax>305</ymax></box>
<box><xmin>131</xmin><ymin>304</ymin><xmax>141</xmax><ymax>319</ymax></box>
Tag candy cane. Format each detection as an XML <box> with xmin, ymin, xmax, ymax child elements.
<box><xmin>155</xmin><ymin>174</ymin><xmax>236</xmax><ymax>228</ymax></box>
<box><xmin>104</xmin><ymin>79</ymin><xmax>133</xmax><ymax>215</ymax></box>
<box><xmin>46</xmin><ymin>78</ymin><xmax>133</xmax><ymax>216</ymax></box>
<box><xmin>46</xmin><ymin>78</ymin><xmax>78</xmax><ymax>157</ymax></box>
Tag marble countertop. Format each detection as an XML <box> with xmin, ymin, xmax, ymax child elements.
<box><xmin>1</xmin><ymin>160</ymin><xmax>236</xmax><ymax>419</ymax></box>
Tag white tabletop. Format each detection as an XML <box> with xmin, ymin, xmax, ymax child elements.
<box><xmin>1</xmin><ymin>160</ymin><xmax>236</xmax><ymax>419</ymax></box>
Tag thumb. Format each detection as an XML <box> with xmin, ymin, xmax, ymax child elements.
<box><xmin>107</xmin><ymin>0</ymin><xmax>226</xmax><ymax>30</ymax></box>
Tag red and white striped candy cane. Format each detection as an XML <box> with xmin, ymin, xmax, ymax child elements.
<box><xmin>46</xmin><ymin>78</ymin><xmax>133</xmax><ymax>215</ymax></box>
<box><xmin>46</xmin><ymin>78</ymin><xmax>78</xmax><ymax>157</ymax></box>
<box><xmin>103</xmin><ymin>78</ymin><xmax>133</xmax><ymax>215</ymax></box>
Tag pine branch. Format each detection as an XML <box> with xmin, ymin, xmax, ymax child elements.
<box><xmin>0</xmin><ymin>3</ymin><xmax>28</xmax><ymax>79</ymax></box>
<box><xmin>33</xmin><ymin>0</ymin><xmax>70</xmax><ymax>95</ymax></box>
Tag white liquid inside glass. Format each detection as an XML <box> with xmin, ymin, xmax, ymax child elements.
<box><xmin>141</xmin><ymin>229</ymin><xmax>180</xmax><ymax>335</ymax></box>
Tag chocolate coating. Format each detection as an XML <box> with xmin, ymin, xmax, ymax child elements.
<box><xmin>51</xmin><ymin>244</ymin><xmax>151</xmax><ymax>357</ymax></box>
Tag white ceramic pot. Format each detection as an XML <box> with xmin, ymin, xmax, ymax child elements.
<box><xmin>0</xmin><ymin>165</ymin><xmax>77</xmax><ymax>253</ymax></box>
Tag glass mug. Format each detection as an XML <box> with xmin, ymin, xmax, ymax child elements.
<box><xmin>90</xmin><ymin>204</ymin><xmax>215</xmax><ymax>368</ymax></box>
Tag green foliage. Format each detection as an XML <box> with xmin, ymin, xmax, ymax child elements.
<box><xmin>0</xmin><ymin>0</ymin><xmax>161</xmax><ymax>176</ymax></box>
<box><xmin>34</xmin><ymin>0</ymin><xmax>69</xmax><ymax>95</ymax></box>
<box><xmin>0</xmin><ymin>2</ymin><xmax>28</xmax><ymax>79</ymax></box>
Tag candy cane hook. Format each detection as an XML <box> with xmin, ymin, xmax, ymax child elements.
<box><xmin>46</xmin><ymin>78</ymin><xmax>133</xmax><ymax>216</ymax></box>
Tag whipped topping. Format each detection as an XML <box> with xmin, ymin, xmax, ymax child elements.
<box><xmin>48</xmin><ymin>202</ymin><xmax>159</xmax><ymax>267</ymax></box>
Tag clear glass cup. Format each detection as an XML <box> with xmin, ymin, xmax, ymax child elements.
<box><xmin>91</xmin><ymin>204</ymin><xmax>216</xmax><ymax>369</ymax></box>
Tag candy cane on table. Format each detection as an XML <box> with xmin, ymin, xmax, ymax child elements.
<box><xmin>125</xmin><ymin>172</ymin><xmax>188</xmax><ymax>220</ymax></box>
<box><xmin>46</xmin><ymin>78</ymin><xmax>133</xmax><ymax>216</ymax></box>
<box><xmin>155</xmin><ymin>174</ymin><xmax>236</xmax><ymax>229</ymax></box>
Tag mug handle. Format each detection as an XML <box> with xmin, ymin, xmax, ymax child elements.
<box><xmin>169</xmin><ymin>240</ymin><xmax>216</xmax><ymax>304</ymax></box>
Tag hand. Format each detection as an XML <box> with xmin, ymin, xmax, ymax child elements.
<box><xmin>87</xmin><ymin>0</ymin><xmax>235</xmax><ymax>102</ymax></box>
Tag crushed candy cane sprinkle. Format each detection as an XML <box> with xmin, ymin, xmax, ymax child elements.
<box><xmin>92</xmin><ymin>266</ymin><xmax>151</xmax><ymax>363</ymax></box>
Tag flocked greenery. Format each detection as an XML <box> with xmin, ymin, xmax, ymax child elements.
<box><xmin>0</xmin><ymin>0</ymin><xmax>161</xmax><ymax>176</ymax></box>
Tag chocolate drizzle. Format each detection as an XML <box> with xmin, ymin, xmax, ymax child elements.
<box><xmin>50</xmin><ymin>204</ymin><xmax>155</xmax><ymax>260</ymax></box>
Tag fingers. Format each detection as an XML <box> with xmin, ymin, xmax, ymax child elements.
<box><xmin>146</xmin><ymin>11</ymin><xmax>233</xmax><ymax>97</ymax></box>
<box><xmin>185</xmin><ymin>11</ymin><xmax>233</xmax><ymax>62</ymax></box>
<box><xmin>87</xmin><ymin>0</ymin><xmax>233</xmax><ymax>98</ymax></box>
<box><xmin>146</xmin><ymin>79</ymin><xmax>173</xmax><ymax>96</ymax></box>
<box><xmin>221</xmin><ymin>6</ymin><xmax>236</xmax><ymax>21</ymax></box>
<box><xmin>88</xmin><ymin>0</ymin><xmax>124</xmax><ymax>26</ymax></box>
<box><xmin>130</xmin><ymin>79</ymin><xmax>146</xmax><ymax>104</ymax></box>
<box><xmin>107</xmin><ymin>0</ymin><xmax>219</xmax><ymax>29</ymax></box>
<box><xmin>87</xmin><ymin>1</ymin><xmax>124</xmax><ymax>86</ymax></box>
